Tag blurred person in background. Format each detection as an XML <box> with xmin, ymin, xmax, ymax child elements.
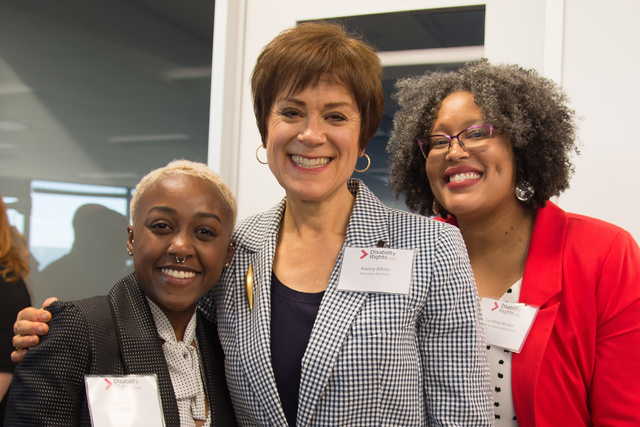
<box><xmin>0</xmin><ymin>195</ymin><xmax>31</xmax><ymax>425</ymax></box>
<box><xmin>33</xmin><ymin>203</ymin><xmax>132</xmax><ymax>303</ymax></box>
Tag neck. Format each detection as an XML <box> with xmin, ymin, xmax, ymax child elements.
<box><xmin>163</xmin><ymin>307</ymin><xmax>197</xmax><ymax>342</ymax></box>
<box><xmin>456</xmin><ymin>202</ymin><xmax>535</xmax><ymax>299</ymax></box>
<box><xmin>272</xmin><ymin>183</ymin><xmax>355</xmax><ymax>293</ymax></box>
<box><xmin>282</xmin><ymin>184</ymin><xmax>355</xmax><ymax>237</ymax></box>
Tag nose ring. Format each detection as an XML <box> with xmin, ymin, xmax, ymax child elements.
<box><xmin>170</xmin><ymin>247</ymin><xmax>191</xmax><ymax>264</ymax></box>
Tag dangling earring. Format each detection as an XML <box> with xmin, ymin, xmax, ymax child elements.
<box><xmin>354</xmin><ymin>153</ymin><xmax>371</xmax><ymax>173</ymax></box>
<box><xmin>432</xmin><ymin>199</ymin><xmax>441</xmax><ymax>215</ymax></box>
<box><xmin>515</xmin><ymin>182</ymin><xmax>535</xmax><ymax>202</ymax></box>
<box><xmin>255</xmin><ymin>144</ymin><xmax>268</xmax><ymax>165</ymax></box>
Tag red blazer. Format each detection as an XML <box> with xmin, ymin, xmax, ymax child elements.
<box><xmin>443</xmin><ymin>202</ymin><xmax>640</xmax><ymax>426</ymax></box>
<box><xmin>514</xmin><ymin>202</ymin><xmax>640</xmax><ymax>426</ymax></box>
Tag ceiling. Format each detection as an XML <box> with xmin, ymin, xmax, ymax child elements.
<box><xmin>0</xmin><ymin>0</ymin><xmax>215</xmax><ymax>195</ymax></box>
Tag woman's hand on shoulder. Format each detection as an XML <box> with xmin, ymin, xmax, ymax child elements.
<box><xmin>11</xmin><ymin>297</ymin><xmax>58</xmax><ymax>363</ymax></box>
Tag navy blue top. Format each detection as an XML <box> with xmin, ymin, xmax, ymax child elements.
<box><xmin>270</xmin><ymin>272</ymin><xmax>324</xmax><ymax>427</ymax></box>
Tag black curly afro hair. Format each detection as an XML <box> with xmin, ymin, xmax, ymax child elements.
<box><xmin>387</xmin><ymin>59</ymin><xmax>578</xmax><ymax>216</ymax></box>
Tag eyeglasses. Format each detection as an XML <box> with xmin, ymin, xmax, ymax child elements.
<box><xmin>418</xmin><ymin>124</ymin><xmax>495</xmax><ymax>161</ymax></box>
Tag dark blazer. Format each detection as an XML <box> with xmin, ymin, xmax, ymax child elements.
<box><xmin>5</xmin><ymin>273</ymin><xmax>236</xmax><ymax>426</ymax></box>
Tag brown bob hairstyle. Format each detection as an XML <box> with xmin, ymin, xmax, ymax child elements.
<box><xmin>251</xmin><ymin>21</ymin><xmax>384</xmax><ymax>153</ymax></box>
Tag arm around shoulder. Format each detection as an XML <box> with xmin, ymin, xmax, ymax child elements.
<box><xmin>11</xmin><ymin>297</ymin><xmax>57</xmax><ymax>363</ymax></box>
<box><xmin>5</xmin><ymin>301</ymin><xmax>91</xmax><ymax>425</ymax></box>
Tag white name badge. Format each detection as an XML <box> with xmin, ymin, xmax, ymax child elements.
<box><xmin>480</xmin><ymin>298</ymin><xmax>539</xmax><ymax>353</ymax></box>
<box><xmin>85</xmin><ymin>375</ymin><xmax>165</xmax><ymax>427</ymax></box>
<box><xmin>337</xmin><ymin>247</ymin><xmax>415</xmax><ymax>294</ymax></box>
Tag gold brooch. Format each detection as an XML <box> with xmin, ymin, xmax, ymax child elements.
<box><xmin>245</xmin><ymin>264</ymin><xmax>254</xmax><ymax>310</ymax></box>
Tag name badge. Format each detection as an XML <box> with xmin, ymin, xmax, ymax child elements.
<box><xmin>85</xmin><ymin>375</ymin><xmax>165</xmax><ymax>427</ymax></box>
<box><xmin>337</xmin><ymin>247</ymin><xmax>415</xmax><ymax>294</ymax></box>
<box><xmin>480</xmin><ymin>298</ymin><xmax>539</xmax><ymax>353</ymax></box>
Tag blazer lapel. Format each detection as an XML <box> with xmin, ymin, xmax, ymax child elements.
<box><xmin>234</xmin><ymin>202</ymin><xmax>289</xmax><ymax>425</ymax></box>
<box><xmin>108</xmin><ymin>274</ymin><xmax>180</xmax><ymax>427</ymax></box>
<box><xmin>512</xmin><ymin>202</ymin><xmax>566</xmax><ymax>425</ymax></box>
<box><xmin>197</xmin><ymin>312</ymin><xmax>237</xmax><ymax>426</ymax></box>
<box><xmin>296</xmin><ymin>180</ymin><xmax>391</xmax><ymax>427</ymax></box>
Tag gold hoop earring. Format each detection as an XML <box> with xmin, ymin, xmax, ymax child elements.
<box><xmin>255</xmin><ymin>144</ymin><xmax>268</xmax><ymax>165</ymax></box>
<box><xmin>354</xmin><ymin>153</ymin><xmax>371</xmax><ymax>173</ymax></box>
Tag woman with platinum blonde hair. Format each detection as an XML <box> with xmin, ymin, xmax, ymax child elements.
<box><xmin>8</xmin><ymin>160</ymin><xmax>237</xmax><ymax>426</ymax></box>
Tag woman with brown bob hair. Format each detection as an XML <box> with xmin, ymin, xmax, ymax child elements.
<box><xmin>388</xmin><ymin>59</ymin><xmax>640</xmax><ymax>426</ymax></box>
<box><xmin>13</xmin><ymin>23</ymin><xmax>493</xmax><ymax>426</ymax></box>
<box><xmin>251</xmin><ymin>22</ymin><xmax>384</xmax><ymax>153</ymax></box>
<box><xmin>0</xmin><ymin>195</ymin><xmax>31</xmax><ymax>422</ymax></box>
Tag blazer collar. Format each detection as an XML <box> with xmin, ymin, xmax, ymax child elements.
<box><xmin>520</xmin><ymin>201</ymin><xmax>566</xmax><ymax>306</ymax></box>
<box><xmin>513</xmin><ymin>201</ymin><xmax>568</xmax><ymax>426</ymax></box>
<box><xmin>298</xmin><ymin>180</ymin><xmax>391</xmax><ymax>426</ymax></box>
<box><xmin>108</xmin><ymin>274</ymin><xmax>181</xmax><ymax>426</ymax></box>
<box><xmin>343</xmin><ymin>179</ymin><xmax>392</xmax><ymax>247</ymax></box>
<box><xmin>233</xmin><ymin>202</ymin><xmax>287</xmax><ymax>424</ymax></box>
<box><xmin>235</xmin><ymin>179</ymin><xmax>390</xmax><ymax>252</ymax></box>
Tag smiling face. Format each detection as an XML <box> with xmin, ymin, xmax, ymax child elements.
<box><xmin>126</xmin><ymin>174</ymin><xmax>234</xmax><ymax>322</ymax></box>
<box><xmin>265</xmin><ymin>80</ymin><xmax>362</xmax><ymax>204</ymax></box>
<box><xmin>425</xmin><ymin>91</ymin><xmax>519</xmax><ymax>221</ymax></box>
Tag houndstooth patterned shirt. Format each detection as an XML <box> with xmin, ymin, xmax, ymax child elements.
<box><xmin>200</xmin><ymin>179</ymin><xmax>493</xmax><ymax>426</ymax></box>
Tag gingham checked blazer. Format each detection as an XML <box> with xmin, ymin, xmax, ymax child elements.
<box><xmin>6</xmin><ymin>273</ymin><xmax>237</xmax><ymax>426</ymax></box>
<box><xmin>202</xmin><ymin>179</ymin><xmax>493</xmax><ymax>426</ymax></box>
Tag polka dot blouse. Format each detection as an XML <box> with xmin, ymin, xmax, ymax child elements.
<box><xmin>487</xmin><ymin>278</ymin><xmax>522</xmax><ymax>426</ymax></box>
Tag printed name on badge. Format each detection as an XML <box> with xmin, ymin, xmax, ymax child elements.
<box><xmin>480</xmin><ymin>298</ymin><xmax>539</xmax><ymax>353</ymax></box>
<box><xmin>85</xmin><ymin>374</ymin><xmax>166</xmax><ymax>427</ymax></box>
<box><xmin>337</xmin><ymin>246</ymin><xmax>415</xmax><ymax>294</ymax></box>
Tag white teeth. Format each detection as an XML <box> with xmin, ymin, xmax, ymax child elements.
<box><xmin>449</xmin><ymin>172</ymin><xmax>481</xmax><ymax>182</ymax></box>
<box><xmin>291</xmin><ymin>154</ymin><xmax>330</xmax><ymax>169</ymax></box>
<box><xmin>162</xmin><ymin>269</ymin><xmax>196</xmax><ymax>279</ymax></box>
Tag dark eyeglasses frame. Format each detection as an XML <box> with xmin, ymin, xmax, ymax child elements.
<box><xmin>417</xmin><ymin>124</ymin><xmax>495</xmax><ymax>159</ymax></box>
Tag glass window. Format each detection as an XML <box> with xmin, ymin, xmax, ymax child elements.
<box><xmin>0</xmin><ymin>0</ymin><xmax>214</xmax><ymax>304</ymax></box>
<box><xmin>28</xmin><ymin>181</ymin><xmax>132</xmax><ymax>305</ymax></box>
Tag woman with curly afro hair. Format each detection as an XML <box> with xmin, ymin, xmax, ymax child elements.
<box><xmin>388</xmin><ymin>59</ymin><xmax>640</xmax><ymax>426</ymax></box>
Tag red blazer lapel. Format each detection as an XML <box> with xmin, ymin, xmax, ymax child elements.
<box><xmin>512</xmin><ymin>202</ymin><xmax>567</xmax><ymax>426</ymax></box>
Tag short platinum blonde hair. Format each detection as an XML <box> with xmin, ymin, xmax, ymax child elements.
<box><xmin>130</xmin><ymin>159</ymin><xmax>237</xmax><ymax>232</ymax></box>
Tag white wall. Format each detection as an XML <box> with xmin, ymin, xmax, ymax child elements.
<box><xmin>210</xmin><ymin>0</ymin><xmax>640</xmax><ymax>241</ymax></box>
<box><xmin>486</xmin><ymin>0</ymin><xmax>640</xmax><ymax>240</ymax></box>
<box><xmin>558</xmin><ymin>0</ymin><xmax>640</xmax><ymax>241</ymax></box>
